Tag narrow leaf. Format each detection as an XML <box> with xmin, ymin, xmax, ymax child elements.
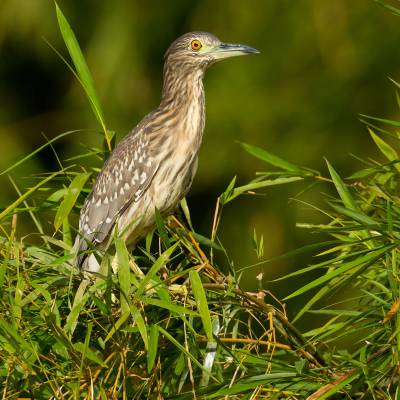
<box><xmin>55</xmin><ymin>3</ymin><xmax>111</xmax><ymax>149</ymax></box>
<box><xmin>326</xmin><ymin>159</ymin><xmax>357</xmax><ymax>210</ymax></box>
<box><xmin>135</xmin><ymin>243</ymin><xmax>178</xmax><ymax>299</ymax></box>
<box><xmin>189</xmin><ymin>270</ymin><xmax>213</xmax><ymax>342</ymax></box>
<box><xmin>369</xmin><ymin>128</ymin><xmax>400</xmax><ymax>172</ymax></box>
<box><xmin>154</xmin><ymin>207</ymin><xmax>171</xmax><ymax>248</ymax></box>
<box><xmin>225</xmin><ymin>176</ymin><xmax>303</xmax><ymax>204</ymax></box>
<box><xmin>147</xmin><ymin>324</ymin><xmax>159</xmax><ymax>373</ymax></box>
<box><xmin>0</xmin><ymin>169</ymin><xmax>67</xmax><ymax>222</ymax></box>
<box><xmin>285</xmin><ymin>246</ymin><xmax>389</xmax><ymax>300</ymax></box>
<box><xmin>240</xmin><ymin>142</ymin><xmax>304</xmax><ymax>172</ymax></box>
<box><xmin>54</xmin><ymin>172</ymin><xmax>90</xmax><ymax>231</ymax></box>
<box><xmin>115</xmin><ymin>238</ymin><xmax>131</xmax><ymax>314</ymax></box>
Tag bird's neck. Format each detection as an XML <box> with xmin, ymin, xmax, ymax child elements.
<box><xmin>158</xmin><ymin>64</ymin><xmax>206</xmax><ymax>150</ymax></box>
<box><xmin>160</xmin><ymin>64</ymin><xmax>205</xmax><ymax>110</ymax></box>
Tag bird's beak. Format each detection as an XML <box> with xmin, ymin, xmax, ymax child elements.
<box><xmin>210</xmin><ymin>42</ymin><xmax>260</xmax><ymax>60</ymax></box>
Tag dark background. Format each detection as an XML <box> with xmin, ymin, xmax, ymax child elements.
<box><xmin>1</xmin><ymin>0</ymin><xmax>400</xmax><ymax>316</ymax></box>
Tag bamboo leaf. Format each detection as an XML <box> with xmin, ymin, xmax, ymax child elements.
<box><xmin>115</xmin><ymin>238</ymin><xmax>131</xmax><ymax>314</ymax></box>
<box><xmin>360</xmin><ymin>112</ymin><xmax>400</xmax><ymax>127</ymax></box>
<box><xmin>329</xmin><ymin>203</ymin><xmax>378</xmax><ymax>227</ymax></box>
<box><xmin>285</xmin><ymin>246</ymin><xmax>389</xmax><ymax>300</ymax></box>
<box><xmin>74</xmin><ymin>341</ymin><xmax>107</xmax><ymax>368</ymax></box>
<box><xmin>147</xmin><ymin>324</ymin><xmax>159</xmax><ymax>373</ymax></box>
<box><xmin>64</xmin><ymin>279</ymin><xmax>91</xmax><ymax>335</ymax></box>
<box><xmin>130</xmin><ymin>304</ymin><xmax>148</xmax><ymax>350</ymax></box>
<box><xmin>0</xmin><ymin>169</ymin><xmax>67</xmax><ymax>222</ymax></box>
<box><xmin>55</xmin><ymin>2</ymin><xmax>111</xmax><ymax>149</ymax></box>
<box><xmin>368</xmin><ymin>128</ymin><xmax>400</xmax><ymax>172</ymax></box>
<box><xmin>158</xmin><ymin>326</ymin><xmax>218</xmax><ymax>382</ymax></box>
<box><xmin>142</xmin><ymin>297</ymin><xmax>198</xmax><ymax>316</ymax></box>
<box><xmin>189</xmin><ymin>270</ymin><xmax>213</xmax><ymax>342</ymax></box>
<box><xmin>0</xmin><ymin>130</ymin><xmax>80</xmax><ymax>175</ymax></box>
<box><xmin>240</xmin><ymin>142</ymin><xmax>305</xmax><ymax>172</ymax></box>
<box><xmin>326</xmin><ymin>159</ymin><xmax>357</xmax><ymax>210</ymax></box>
<box><xmin>104</xmin><ymin>310</ymin><xmax>130</xmax><ymax>343</ymax></box>
<box><xmin>154</xmin><ymin>207</ymin><xmax>171</xmax><ymax>248</ymax></box>
<box><xmin>224</xmin><ymin>176</ymin><xmax>303</xmax><ymax>204</ymax></box>
<box><xmin>135</xmin><ymin>243</ymin><xmax>178</xmax><ymax>299</ymax></box>
<box><xmin>54</xmin><ymin>172</ymin><xmax>90</xmax><ymax>231</ymax></box>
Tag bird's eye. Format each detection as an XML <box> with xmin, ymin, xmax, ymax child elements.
<box><xmin>191</xmin><ymin>39</ymin><xmax>202</xmax><ymax>51</ymax></box>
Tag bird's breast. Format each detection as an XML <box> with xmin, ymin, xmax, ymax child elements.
<box><xmin>152</xmin><ymin>94</ymin><xmax>205</xmax><ymax>211</ymax></box>
<box><xmin>120</xmin><ymin>77</ymin><xmax>206</xmax><ymax>245</ymax></box>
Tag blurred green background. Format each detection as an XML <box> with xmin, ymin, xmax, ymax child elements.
<box><xmin>1</xmin><ymin>0</ymin><xmax>400</xmax><ymax>308</ymax></box>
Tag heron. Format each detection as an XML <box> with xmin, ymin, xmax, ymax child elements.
<box><xmin>74</xmin><ymin>31</ymin><xmax>259</xmax><ymax>272</ymax></box>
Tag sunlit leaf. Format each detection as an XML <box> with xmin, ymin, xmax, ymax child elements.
<box><xmin>54</xmin><ymin>172</ymin><xmax>90</xmax><ymax>231</ymax></box>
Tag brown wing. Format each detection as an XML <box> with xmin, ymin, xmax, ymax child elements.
<box><xmin>76</xmin><ymin>129</ymin><xmax>157</xmax><ymax>267</ymax></box>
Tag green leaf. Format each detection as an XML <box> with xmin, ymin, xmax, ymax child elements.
<box><xmin>329</xmin><ymin>203</ymin><xmax>378</xmax><ymax>227</ymax></box>
<box><xmin>191</xmin><ymin>232</ymin><xmax>223</xmax><ymax>251</ymax></box>
<box><xmin>240</xmin><ymin>142</ymin><xmax>304</xmax><ymax>172</ymax></box>
<box><xmin>374</xmin><ymin>0</ymin><xmax>400</xmax><ymax>16</ymax></box>
<box><xmin>142</xmin><ymin>297</ymin><xmax>198</xmax><ymax>316</ymax></box>
<box><xmin>74</xmin><ymin>341</ymin><xmax>107</xmax><ymax>368</ymax></box>
<box><xmin>55</xmin><ymin>2</ymin><xmax>111</xmax><ymax>149</ymax></box>
<box><xmin>0</xmin><ymin>320</ymin><xmax>36</xmax><ymax>357</ymax></box>
<box><xmin>104</xmin><ymin>310</ymin><xmax>130</xmax><ymax>343</ymax></box>
<box><xmin>135</xmin><ymin>243</ymin><xmax>178</xmax><ymax>299</ymax></box>
<box><xmin>64</xmin><ymin>279</ymin><xmax>91</xmax><ymax>335</ymax></box>
<box><xmin>54</xmin><ymin>172</ymin><xmax>90</xmax><ymax>231</ymax></box>
<box><xmin>147</xmin><ymin>324</ymin><xmax>159</xmax><ymax>373</ymax></box>
<box><xmin>316</xmin><ymin>372</ymin><xmax>359</xmax><ymax>400</ymax></box>
<box><xmin>285</xmin><ymin>246</ymin><xmax>389</xmax><ymax>300</ymax></box>
<box><xmin>206</xmin><ymin>373</ymin><xmax>297</xmax><ymax>398</ymax></box>
<box><xmin>130</xmin><ymin>304</ymin><xmax>148</xmax><ymax>350</ymax></box>
<box><xmin>0</xmin><ymin>130</ymin><xmax>79</xmax><ymax>175</ymax></box>
<box><xmin>115</xmin><ymin>238</ymin><xmax>131</xmax><ymax>314</ymax></box>
<box><xmin>219</xmin><ymin>176</ymin><xmax>237</xmax><ymax>204</ymax></box>
<box><xmin>158</xmin><ymin>326</ymin><xmax>218</xmax><ymax>382</ymax></box>
<box><xmin>224</xmin><ymin>176</ymin><xmax>303</xmax><ymax>204</ymax></box>
<box><xmin>326</xmin><ymin>159</ymin><xmax>357</xmax><ymax>210</ymax></box>
<box><xmin>180</xmin><ymin>197</ymin><xmax>194</xmax><ymax>231</ymax></box>
<box><xmin>189</xmin><ymin>270</ymin><xmax>213</xmax><ymax>342</ymax></box>
<box><xmin>154</xmin><ymin>207</ymin><xmax>171</xmax><ymax>248</ymax></box>
<box><xmin>0</xmin><ymin>169</ymin><xmax>68</xmax><ymax>222</ymax></box>
<box><xmin>368</xmin><ymin>128</ymin><xmax>400</xmax><ymax>172</ymax></box>
<box><xmin>360</xmin><ymin>112</ymin><xmax>400</xmax><ymax>127</ymax></box>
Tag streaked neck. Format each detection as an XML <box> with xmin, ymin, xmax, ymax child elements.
<box><xmin>161</xmin><ymin>62</ymin><xmax>205</xmax><ymax>109</ymax></box>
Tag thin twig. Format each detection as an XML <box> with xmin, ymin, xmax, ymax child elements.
<box><xmin>202</xmin><ymin>283</ymin><xmax>326</xmax><ymax>367</ymax></box>
<box><xmin>197</xmin><ymin>336</ymin><xmax>291</xmax><ymax>350</ymax></box>
<box><xmin>306</xmin><ymin>345</ymin><xmax>390</xmax><ymax>400</ymax></box>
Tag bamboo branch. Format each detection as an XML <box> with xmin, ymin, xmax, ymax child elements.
<box><xmin>202</xmin><ymin>283</ymin><xmax>326</xmax><ymax>367</ymax></box>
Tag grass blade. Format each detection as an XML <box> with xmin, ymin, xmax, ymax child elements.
<box><xmin>135</xmin><ymin>242</ymin><xmax>178</xmax><ymax>299</ymax></box>
<box><xmin>368</xmin><ymin>128</ymin><xmax>400</xmax><ymax>172</ymax></box>
<box><xmin>240</xmin><ymin>142</ymin><xmax>305</xmax><ymax>173</ymax></box>
<box><xmin>325</xmin><ymin>159</ymin><xmax>357</xmax><ymax>210</ymax></box>
<box><xmin>189</xmin><ymin>270</ymin><xmax>213</xmax><ymax>342</ymax></box>
<box><xmin>54</xmin><ymin>172</ymin><xmax>90</xmax><ymax>231</ymax></box>
<box><xmin>0</xmin><ymin>169</ymin><xmax>68</xmax><ymax>222</ymax></box>
<box><xmin>285</xmin><ymin>246</ymin><xmax>389</xmax><ymax>300</ymax></box>
<box><xmin>115</xmin><ymin>238</ymin><xmax>131</xmax><ymax>314</ymax></box>
<box><xmin>147</xmin><ymin>324</ymin><xmax>159</xmax><ymax>373</ymax></box>
<box><xmin>55</xmin><ymin>3</ymin><xmax>111</xmax><ymax>149</ymax></box>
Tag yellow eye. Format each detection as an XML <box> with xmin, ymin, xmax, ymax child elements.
<box><xmin>191</xmin><ymin>39</ymin><xmax>202</xmax><ymax>51</ymax></box>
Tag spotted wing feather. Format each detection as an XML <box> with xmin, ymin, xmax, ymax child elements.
<box><xmin>76</xmin><ymin>130</ymin><xmax>157</xmax><ymax>267</ymax></box>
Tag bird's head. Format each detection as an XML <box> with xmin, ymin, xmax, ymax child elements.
<box><xmin>164</xmin><ymin>31</ymin><xmax>259</xmax><ymax>71</ymax></box>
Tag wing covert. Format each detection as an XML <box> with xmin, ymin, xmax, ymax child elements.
<box><xmin>78</xmin><ymin>130</ymin><xmax>157</xmax><ymax>246</ymax></box>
